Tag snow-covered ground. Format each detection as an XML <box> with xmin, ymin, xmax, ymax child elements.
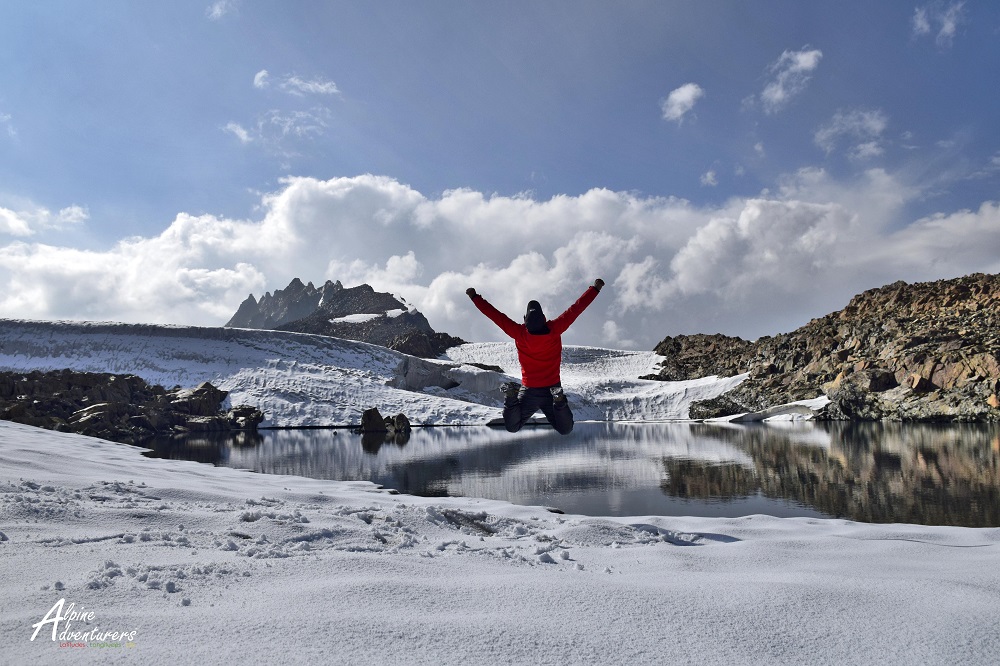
<box><xmin>0</xmin><ymin>319</ymin><xmax>747</xmax><ymax>426</ymax></box>
<box><xmin>2</xmin><ymin>422</ymin><xmax>999</xmax><ymax>665</ymax></box>
<box><xmin>2</xmin><ymin>318</ymin><xmax>997</xmax><ymax>664</ymax></box>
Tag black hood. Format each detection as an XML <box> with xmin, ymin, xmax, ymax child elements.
<box><xmin>524</xmin><ymin>300</ymin><xmax>550</xmax><ymax>335</ymax></box>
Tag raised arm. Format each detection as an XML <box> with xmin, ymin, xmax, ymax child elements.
<box><xmin>548</xmin><ymin>279</ymin><xmax>604</xmax><ymax>335</ymax></box>
<box><xmin>467</xmin><ymin>288</ymin><xmax>522</xmax><ymax>339</ymax></box>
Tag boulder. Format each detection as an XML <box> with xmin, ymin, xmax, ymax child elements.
<box><xmin>390</xmin><ymin>413</ymin><xmax>411</xmax><ymax>433</ymax></box>
<box><xmin>227</xmin><ymin>405</ymin><xmax>265</xmax><ymax>430</ymax></box>
<box><xmin>359</xmin><ymin>407</ymin><xmax>386</xmax><ymax>432</ymax></box>
<box><xmin>169</xmin><ymin>382</ymin><xmax>229</xmax><ymax>417</ymax></box>
<box><xmin>688</xmin><ymin>395</ymin><xmax>746</xmax><ymax>420</ymax></box>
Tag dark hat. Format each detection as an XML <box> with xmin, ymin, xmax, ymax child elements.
<box><xmin>524</xmin><ymin>300</ymin><xmax>550</xmax><ymax>335</ymax></box>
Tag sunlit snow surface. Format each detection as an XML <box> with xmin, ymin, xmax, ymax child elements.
<box><xmin>0</xmin><ymin>320</ymin><xmax>747</xmax><ymax>426</ymax></box>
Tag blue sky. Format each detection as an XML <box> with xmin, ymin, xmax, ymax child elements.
<box><xmin>1</xmin><ymin>1</ymin><xmax>999</xmax><ymax>349</ymax></box>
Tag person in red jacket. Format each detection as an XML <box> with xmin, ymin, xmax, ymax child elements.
<box><xmin>466</xmin><ymin>279</ymin><xmax>604</xmax><ymax>434</ymax></box>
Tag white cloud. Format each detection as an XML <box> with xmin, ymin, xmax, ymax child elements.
<box><xmin>814</xmin><ymin>109</ymin><xmax>888</xmax><ymax>160</ymax></box>
<box><xmin>0</xmin><ymin>171</ymin><xmax>997</xmax><ymax>347</ymax></box>
<box><xmin>758</xmin><ymin>47</ymin><xmax>823</xmax><ymax>114</ymax></box>
<box><xmin>0</xmin><ymin>202</ymin><xmax>88</xmax><ymax>237</ymax></box>
<box><xmin>280</xmin><ymin>75</ymin><xmax>340</xmax><ymax>97</ymax></box>
<box><xmin>700</xmin><ymin>170</ymin><xmax>718</xmax><ymax>187</ymax></box>
<box><xmin>57</xmin><ymin>206</ymin><xmax>89</xmax><ymax>225</ymax></box>
<box><xmin>223</xmin><ymin>109</ymin><xmax>332</xmax><ymax>154</ymax></box>
<box><xmin>913</xmin><ymin>2</ymin><xmax>965</xmax><ymax>47</ymax></box>
<box><xmin>223</xmin><ymin>122</ymin><xmax>252</xmax><ymax>144</ymax></box>
<box><xmin>234</xmin><ymin>70</ymin><xmax>340</xmax><ymax>156</ymax></box>
<box><xmin>601</xmin><ymin>320</ymin><xmax>636</xmax><ymax>349</ymax></box>
<box><xmin>867</xmin><ymin>201</ymin><xmax>1000</xmax><ymax>275</ymax></box>
<box><xmin>660</xmin><ymin>83</ymin><xmax>704</xmax><ymax>124</ymax></box>
<box><xmin>0</xmin><ymin>208</ymin><xmax>32</xmax><ymax>236</ymax></box>
<box><xmin>252</xmin><ymin>70</ymin><xmax>340</xmax><ymax>97</ymax></box>
<box><xmin>206</xmin><ymin>0</ymin><xmax>238</xmax><ymax>20</ymax></box>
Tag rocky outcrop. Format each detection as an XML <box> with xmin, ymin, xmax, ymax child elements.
<box><xmin>641</xmin><ymin>334</ymin><xmax>753</xmax><ymax>381</ymax></box>
<box><xmin>226</xmin><ymin>278</ymin><xmax>465</xmax><ymax>358</ymax></box>
<box><xmin>356</xmin><ymin>406</ymin><xmax>412</xmax><ymax>452</ymax></box>
<box><xmin>0</xmin><ymin>370</ymin><xmax>263</xmax><ymax>444</ymax></box>
<box><xmin>648</xmin><ymin>273</ymin><xmax>1000</xmax><ymax>421</ymax></box>
<box><xmin>357</xmin><ymin>406</ymin><xmax>412</xmax><ymax>436</ymax></box>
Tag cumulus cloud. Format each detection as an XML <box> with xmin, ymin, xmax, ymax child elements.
<box><xmin>661</xmin><ymin>83</ymin><xmax>704</xmax><ymax>123</ymax></box>
<box><xmin>814</xmin><ymin>109</ymin><xmax>888</xmax><ymax>160</ymax></box>
<box><xmin>0</xmin><ymin>172</ymin><xmax>998</xmax><ymax>348</ymax></box>
<box><xmin>0</xmin><ymin>203</ymin><xmax>88</xmax><ymax>237</ymax></box>
<box><xmin>757</xmin><ymin>47</ymin><xmax>823</xmax><ymax>114</ymax></box>
<box><xmin>913</xmin><ymin>2</ymin><xmax>965</xmax><ymax>47</ymax></box>
<box><xmin>253</xmin><ymin>70</ymin><xmax>270</xmax><ymax>89</ymax></box>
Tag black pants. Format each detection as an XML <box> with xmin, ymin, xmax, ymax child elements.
<box><xmin>503</xmin><ymin>386</ymin><xmax>574</xmax><ymax>435</ymax></box>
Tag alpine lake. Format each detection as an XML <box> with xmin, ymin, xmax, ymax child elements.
<box><xmin>143</xmin><ymin>421</ymin><xmax>1000</xmax><ymax>528</ymax></box>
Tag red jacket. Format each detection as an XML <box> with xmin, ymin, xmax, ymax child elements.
<box><xmin>472</xmin><ymin>286</ymin><xmax>600</xmax><ymax>388</ymax></box>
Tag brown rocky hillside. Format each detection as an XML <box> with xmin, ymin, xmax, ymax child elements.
<box><xmin>646</xmin><ymin>273</ymin><xmax>1000</xmax><ymax>421</ymax></box>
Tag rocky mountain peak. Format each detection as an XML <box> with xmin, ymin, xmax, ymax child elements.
<box><xmin>224</xmin><ymin>277</ymin><xmax>464</xmax><ymax>358</ymax></box>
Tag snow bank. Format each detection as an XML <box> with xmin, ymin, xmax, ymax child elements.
<box><xmin>2</xmin><ymin>422</ymin><xmax>998</xmax><ymax>665</ymax></box>
<box><xmin>0</xmin><ymin>320</ymin><xmax>747</xmax><ymax>427</ymax></box>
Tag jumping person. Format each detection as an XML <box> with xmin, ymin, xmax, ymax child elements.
<box><xmin>466</xmin><ymin>279</ymin><xmax>604</xmax><ymax>434</ymax></box>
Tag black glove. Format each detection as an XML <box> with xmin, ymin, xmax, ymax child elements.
<box><xmin>593</xmin><ymin>278</ymin><xmax>605</xmax><ymax>292</ymax></box>
<box><xmin>466</xmin><ymin>287</ymin><xmax>478</xmax><ymax>299</ymax></box>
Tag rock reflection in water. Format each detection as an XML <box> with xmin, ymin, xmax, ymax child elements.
<box><xmin>360</xmin><ymin>430</ymin><xmax>411</xmax><ymax>454</ymax></box>
<box><xmin>143</xmin><ymin>430</ymin><xmax>263</xmax><ymax>464</ymax></box>
<box><xmin>139</xmin><ymin>422</ymin><xmax>1000</xmax><ymax>526</ymax></box>
<box><xmin>665</xmin><ymin>422</ymin><xmax>1000</xmax><ymax>527</ymax></box>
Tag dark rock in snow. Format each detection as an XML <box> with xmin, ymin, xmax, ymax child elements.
<box><xmin>359</xmin><ymin>407</ymin><xmax>386</xmax><ymax>432</ymax></box>
<box><xmin>687</xmin><ymin>395</ymin><xmax>746</xmax><ymax>420</ymax></box>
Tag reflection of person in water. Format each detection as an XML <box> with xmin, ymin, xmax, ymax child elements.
<box><xmin>466</xmin><ymin>279</ymin><xmax>604</xmax><ymax>435</ymax></box>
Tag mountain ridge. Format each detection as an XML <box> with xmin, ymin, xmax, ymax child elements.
<box><xmin>226</xmin><ymin>278</ymin><xmax>465</xmax><ymax>358</ymax></box>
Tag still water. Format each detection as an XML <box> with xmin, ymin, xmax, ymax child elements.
<box><xmin>143</xmin><ymin>422</ymin><xmax>1000</xmax><ymax>527</ymax></box>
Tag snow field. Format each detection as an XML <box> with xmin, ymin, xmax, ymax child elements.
<box><xmin>2</xmin><ymin>422</ymin><xmax>999</xmax><ymax>665</ymax></box>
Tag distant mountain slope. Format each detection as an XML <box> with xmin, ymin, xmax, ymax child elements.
<box><xmin>647</xmin><ymin>273</ymin><xmax>1000</xmax><ymax>421</ymax></box>
<box><xmin>0</xmin><ymin>320</ymin><xmax>739</xmax><ymax>427</ymax></box>
<box><xmin>226</xmin><ymin>278</ymin><xmax>464</xmax><ymax>358</ymax></box>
